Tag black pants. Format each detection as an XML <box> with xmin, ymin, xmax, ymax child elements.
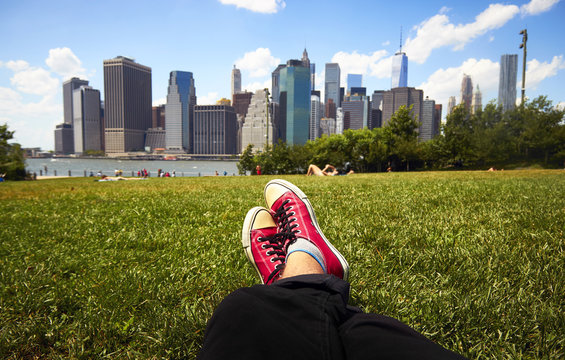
<box><xmin>198</xmin><ymin>274</ymin><xmax>467</xmax><ymax>360</ymax></box>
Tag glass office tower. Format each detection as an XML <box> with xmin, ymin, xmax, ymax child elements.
<box><xmin>166</xmin><ymin>71</ymin><xmax>196</xmax><ymax>153</ymax></box>
<box><xmin>280</xmin><ymin>61</ymin><xmax>311</xmax><ymax>146</ymax></box>
<box><xmin>391</xmin><ymin>52</ymin><xmax>408</xmax><ymax>88</ymax></box>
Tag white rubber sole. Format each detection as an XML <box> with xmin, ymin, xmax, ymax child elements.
<box><xmin>264</xmin><ymin>179</ymin><xmax>350</xmax><ymax>281</ymax></box>
<box><xmin>241</xmin><ymin>206</ymin><xmax>268</xmax><ymax>284</ymax></box>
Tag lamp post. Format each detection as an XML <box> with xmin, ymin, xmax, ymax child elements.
<box><xmin>264</xmin><ymin>88</ymin><xmax>270</xmax><ymax>150</ymax></box>
<box><xmin>519</xmin><ymin>29</ymin><xmax>528</xmax><ymax>106</ymax></box>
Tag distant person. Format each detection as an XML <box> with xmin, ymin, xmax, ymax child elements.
<box><xmin>198</xmin><ymin>179</ymin><xmax>467</xmax><ymax>360</ymax></box>
<box><xmin>256</xmin><ymin>165</ymin><xmax>262</xmax><ymax>175</ymax></box>
<box><xmin>0</xmin><ymin>173</ymin><xmax>5</xmax><ymax>182</ymax></box>
<box><xmin>306</xmin><ymin>164</ymin><xmax>353</xmax><ymax>176</ymax></box>
<box><xmin>223</xmin><ymin>171</ymin><xmax>227</xmax><ymax>176</ymax></box>
<box><xmin>215</xmin><ymin>171</ymin><xmax>219</xmax><ymax>176</ymax></box>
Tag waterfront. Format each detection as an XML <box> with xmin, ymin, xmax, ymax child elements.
<box><xmin>26</xmin><ymin>158</ymin><xmax>240</xmax><ymax>177</ymax></box>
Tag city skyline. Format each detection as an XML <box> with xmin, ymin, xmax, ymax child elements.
<box><xmin>1</xmin><ymin>0</ymin><xmax>564</xmax><ymax>150</ymax></box>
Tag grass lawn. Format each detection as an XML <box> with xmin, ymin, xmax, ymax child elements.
<box><xmin>0</xmin><ymin>170</ymin><xmax>563</xmax><ymax>359</ymax></box>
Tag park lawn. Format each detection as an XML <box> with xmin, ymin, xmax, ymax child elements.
<box><xmin>0</xmin><ymin>170</ymin><xmax>563</xmax><ymax>359</ymax></box>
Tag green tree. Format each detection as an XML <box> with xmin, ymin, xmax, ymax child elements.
<box><xmin>237</xmin><ymin>144</ymin><xmax>256</xmax><ymax>175</ymax></box>
<box><xmin>384</xmin><ymin>105</ymin><xmax>421</xmax><ymax>170</ymax></box>
<box><xmin>0</xmin><ymin>124</ymin><xmax>26</xmax><ymax>180</ymax></box>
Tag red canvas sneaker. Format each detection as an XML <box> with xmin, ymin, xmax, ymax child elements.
<box><xmin>242</xmin><ymin>207</ymin><xmax>287</xmax><ymax>284</ymax></box>
<box><xmin>264</xmin><ymin>179</ymin><xmax>350</xmax><ymax>281</ymax></box>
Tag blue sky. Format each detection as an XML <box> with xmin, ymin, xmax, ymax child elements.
<box><xmin>1</xmin><ymin>0</ymin><xmax>564</xmax><ymax>150</ymax></box>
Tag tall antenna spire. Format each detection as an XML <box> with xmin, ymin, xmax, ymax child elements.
<box><xmin>399</xmin><ymin>26</ymin><xmax>403</xmax><ymax>53</ymax></box>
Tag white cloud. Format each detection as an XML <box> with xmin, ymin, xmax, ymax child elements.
<box><xmin>2</xmin><ymin>60</ymin><xmax>30</xmax><ymax>72</ymax></box>
<box><xmin>331</xmin><ymin>50</ymin><xmax>389</xmax><ymax>83</ymax></box>
<box><xmin>418</xmin><ymin>58</ymin><xmax>500</xmax><ymax>110</ymax></box>
<box><xmin>555</xmin><ymin>101</ymin><xmax>565</xmax><ymax>110</ymax></box>
<box><xmin>45</xmin><ymin>47</ymin><xmax>86</xmax><ymax>79</ymax></box>
<box><xmin>241</xmin><ymin>79</ymin><xmax>271</xmax><ymax>94</ymax></box>
<box><xmin>10</xmin><ymin>66</ymin><xmax>59</xmax><ymax>95</ymax></box>
<box><xmin>219</xmin><ymin>0</ymin><xmax>286</xmax><ymax>14</ymax></box>
<box><xmin>198</xmin><ymin>92</ymin><xmax>220</xmax><ymax>105</ymax></box>
<box><xmin>521</xmin><ymin>0</ymin><xmax>560</xmax><ymax>16</ymax></box>
<box><xmin>404</xmin><ymin>4</ymin><xmax>519</xmax><ymax>63</ymax></box>
<box><xmin>381</xmin><ymin>40</ymin><xmax>390</xmax><ymax>47</ymax></box>
<box><xmin>235</xmin><ymin>48</ymin><xmax>280</xmax><ymax>78</ymax></box>
<box><xmin>525</xmin><ymin>55</ymin><xmax>565</xmax><ymax>89</ymax></box>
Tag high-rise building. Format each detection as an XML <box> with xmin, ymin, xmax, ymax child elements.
<box><xmin>325</xmin><ymin>99</ymin><xmax>336</xmax><ymax>119</ymax></box>
<box><xmin>241</xmin><ymin>89</ymin><xmax>273</xmax><ymax>152</ymax></box>
<box><xmin>310</xmin><ymin>91</ymin><xmax>321</xmax><ymax>140</ymax></box>
<box><xmin>460</xmin><ymin>74</ymin><xmax>473</xmax><ymax>112</ymax></box>
<box><xmin>319</xmin><ymin>117</ymin><xmax>336</xmax><ymax>136</ymax></box>
<box><xmin>103</xmin><ymin>56</ymin><xmax>152</xmax><ymax>154</ymax></box>
<box><xmin>434</xmin><ymin>104</ymin><xmax>442</xmax><ymax>137</ymax></box>
<box><xmin>342</xmin><ymin>92</ymin><xmax>370</xmax><ymax>130</ymax></box>
<box><xmin>335</xmin><ymin>107</ymin><xmax>344</xmax><ymax>134</ymax></box>
<box><xmin>324</xmin><ymin>63</ymin><xmax>341</xmax><ymax>109</ymax></box>
<box><xmin>498</xmin><ymin>54</ymin><xmax>518</xmax><ymax>112</ymax></box>
<box><xmin>279</xmin><ymin>60</ymin><xmax>311</xmax><ymax>145</ymax></box>
<box><xmin>301</xmin><ymin>48</ymin><xmax>315</xmax><ymax>92</ymax></box>
<box><xmin>391</xmin><ymin>52</ymin><xmax>408</xmax><ymax>88</ymax></box>
<box><xmin>54</xmin><ymin>123</ymin><xmax>74</xmax><ymax>154</ymax></box>
<box><xmin>382</xmin><ymin>87</ymin><xmax>423</xmax><ymax>126</ymax></box>
<box><xmin>420</xmin><ymin>97</ymin><xmax>436</xmax><ymax>142</ymax></box>
<box><xmin>347</xmin><ymin>74</ymin><xmax>362</xmax><ymax>94</ymax></box>
<box><xmin>271</xmin><ymin>64</ymin><xmax>286</xmax><ymax>104</ymax></box>
<box><xmin>166</xmin><ymin>71</ymin><xmax>195</xmax><ymax>153</ymax></box>
<box><xmin>447</xmin><ymin>96</ymin><xmax>457</xmax><ymax>116</ymax></box>
<box><xmin>63</xmin><ymin>77</ymin><xmax>89</xmax><ymax>125</ymax></box>
<box><xmin>152</xmin><ymin>105</ymin><xmax>166</xmax><ymax>129</ymax></box>
<box><xmin>231</xmin><ymin>65</ymin><xmax>241</xmax><ymax>99</ymax></box>
<box><xmin>233</xmin><ymin>92</ymin><xmax>254</xmax><ymax>118</ymax></box>
<box><xmin>73</xmin><ymin>86</ymin><xmax>102</xmax><ymax>154</ymax></box>
<box><xmin>193</xmin><ymin>105</ymin><xmax>238</xmax><ymax>154</ymax></box>
<box><xmin>472</xmin><ymin>85</ymin><xmax>482</xmax><ymax>114</ymax></box>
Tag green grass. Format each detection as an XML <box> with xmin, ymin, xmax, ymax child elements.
<box><xmin>1</xmin><ymin>170</ymin><xmax>563</xmax><ymax>359</ymax></box>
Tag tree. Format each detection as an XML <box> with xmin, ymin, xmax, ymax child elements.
<box><xmin>384</xmin><ymin>105</ymin><xmax>421</xmax><ymax>170</ymax></box>
<box><xmin>0</xmin><ymin>124</ymin><xmax>26</xmax><ymax>180</ymax></box>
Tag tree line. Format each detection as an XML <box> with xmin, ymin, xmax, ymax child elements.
<box><xmin>238</xmin><ymin>95</ymin><xmax>565</xmax><ymax>175</ymax></box>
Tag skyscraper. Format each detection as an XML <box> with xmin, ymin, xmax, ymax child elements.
<box><xmin>391</xmin><ymin>52</ymin><xmax>408</xmax><ymax>88</ymax></box>
<box><xmin>382</xmin><ymin>87</ymin><xmax>423</xmax><ymax>126</ymax></box>
<box><xmin>279</xmin><ymin>60</ymin><xmax>311</xmax><ymax>145</ymax></box>
<box><xmin>342</xmin><ymin>91</ymin><xmax>370</xmax><ymax>130</ymax></box>
<box><xmin>241</xmin><ymin>89</ymin><xmax>273</xmax><ymax>152</ymax></box>
<box><xmin>103</xmin><ymin>56</ymin><xmax>152</xmax><ymax>154</ymax></box>
<box><xmin>73</xmin><ymin>86</ymin><xmax>102</xmax><ymax>154</ymax></box>
<box><xmin>166</xmin><ymin>71</ymin><xmax>196</xmax><ymax>153</ymax></box>
<box><xmin>231</xmin><ymin>65</ymin><xmax>241</xmax><ymax>99</ymax></box>
<box><xmin>447</xmin><ymin>96</ymin><xmax>457</xmax><ymax>115</ymax></box>
<box><xmin>498</xmin><ymin>54</ymin><xmax>518</xmax><ymax>112</ymax></box>
<box><xmin>193</xmin><ymin>105</ymin><xmax>237</xmax><ymax>155</ymax></box>
<box><xmin>460</xmin><ymin>74</ymin><xmax>473</xmax><ymax>112</ymax></box>
<box><xmin>347</xmin><ymin>74</ymin><xmax>362</xmax><ymax>93</ymax></box>
<box><xmin>472</xmin><ymin>85</ymin><xmax>482</xmax><ymax>114</ymax></box>
<box><xmin>420</xmin><ymin>97</ymin><xmax>435</xmax><ymax>142</ymax></box>
<box><xmin>310</xmin><ymin>91</ymin><xmax>321</xmax><ymax>140</ymax></box>
<box><xmin>271</xmin><ymin>64</ymin><xmax>287</xmax><ymax>104</ymax></box>
<box><xmin>301</xmin><ymin>48</ymin><xmax>315</xmax><ymax>91</ymax></box>
<box><xmin>63</xmin><ymin>77</ymin><xmax>89</xmax><ymax>125</ymax></box>
<box><xmin>324</xmin><ymin>63</ymin><xmax>341</xmax><ymax>111</ymax></box>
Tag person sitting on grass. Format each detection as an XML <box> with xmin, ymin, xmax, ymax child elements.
<box><xmin>307</xmin><ymin>163</ymin><xmax>354</xmax><ymax>176</ymax></box>
<box><xmin>197</xmin><ymin>179</ymin><xmax>467</xmax><ymax>360</ymax></box>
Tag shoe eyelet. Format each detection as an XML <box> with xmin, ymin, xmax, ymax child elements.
<box><xmin>290</xmin><ymin>211</ymin><xmax>295</xmax><ymax>216</ymax></box>
<box><xmin>270</xmin><ymin>258</ymin><xmax>276</xmax><ymax>262</ymax></box>
<box><xmin>261</xmin><ymin>244</ymin><xmax>268</xmax><ymax>249</ymax></box>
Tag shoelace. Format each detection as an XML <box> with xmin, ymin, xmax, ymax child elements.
<box><xmin>257</xmin><ymin>232</ymin><xmax>289</xmax><ymax>284</ymax></box>
<box><xmin>272</xmin><ymin>199</ymin><xmax>300</xmax><ymax>251</ymax></box>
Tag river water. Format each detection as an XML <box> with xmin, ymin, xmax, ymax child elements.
<box><xmin>26</xmin><ymin>158</ymin><xmax>240</xmax><ymax>177</ymax></box>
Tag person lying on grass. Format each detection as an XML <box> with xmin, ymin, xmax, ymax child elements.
<box><xmin>306</xmin><ymin>163</ymin><xmax>354</xmax><ymax>176</ymax></box>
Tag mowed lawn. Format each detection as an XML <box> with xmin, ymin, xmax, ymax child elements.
<box><xmin>0</xmin><ymin>170</ymin><xmax>563</xmax><ymax>359</ymax></box>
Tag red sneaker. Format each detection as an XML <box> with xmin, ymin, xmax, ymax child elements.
<box><xmin>242</xmin><ymin>207</ymin><xmax>287</xmax><ymax>284</ymax></box>
<box><xmin>264</xmin><ymin>179</ymin><xmax>349</xmax><ymax>280</ymax></box>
